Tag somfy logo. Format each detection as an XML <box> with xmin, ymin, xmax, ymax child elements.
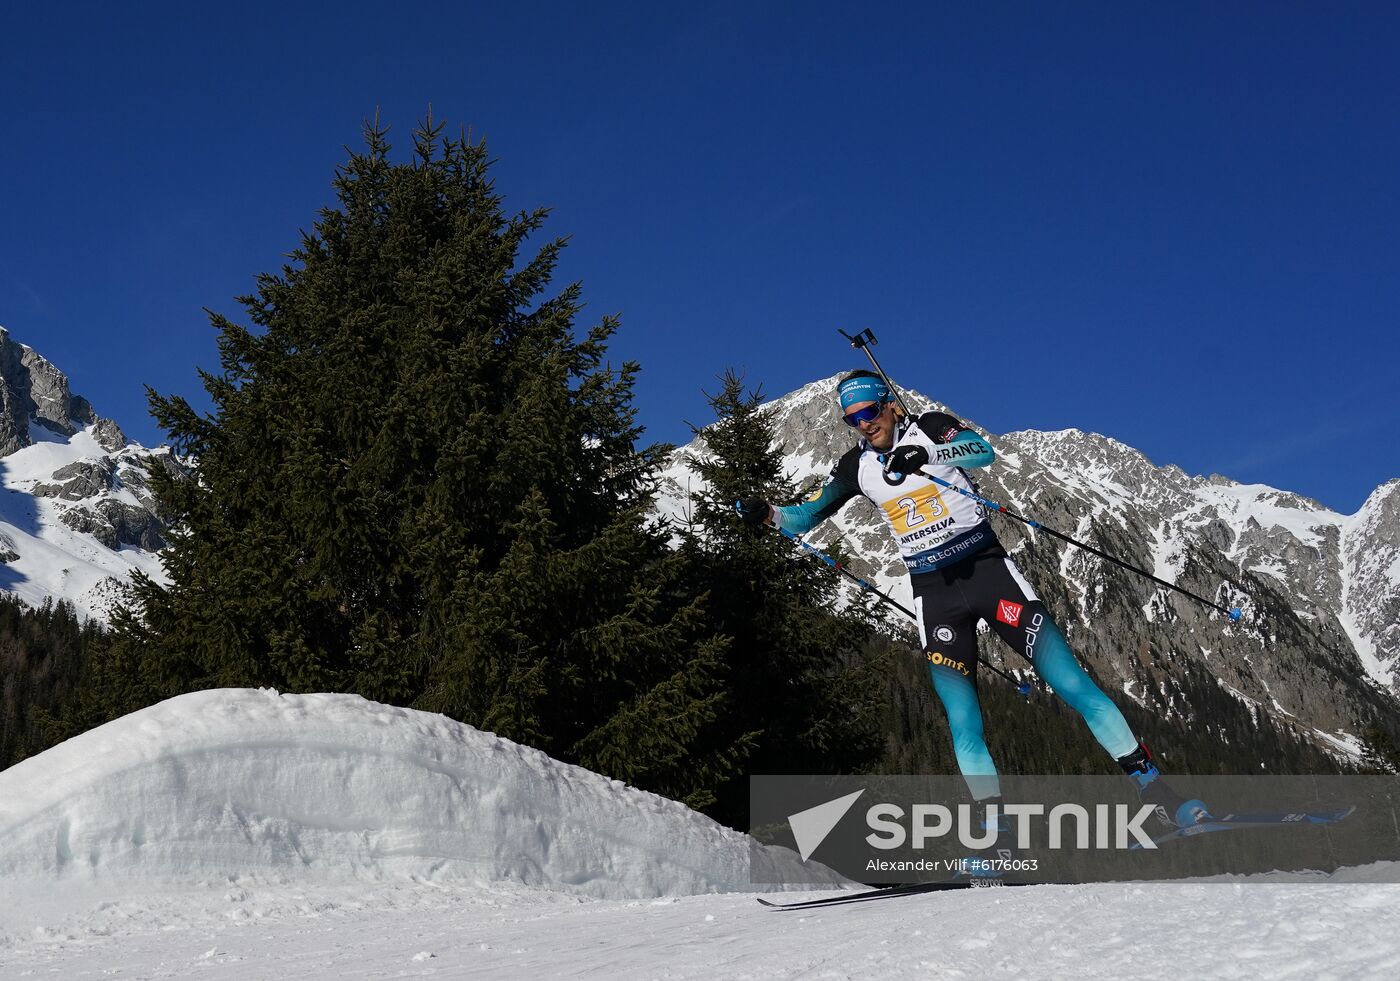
<box><xmin>787</xmin><ymin>789</ymin><xmax>865</xmax><ymax>861</ymax></box>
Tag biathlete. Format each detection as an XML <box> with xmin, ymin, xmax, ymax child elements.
<box><xmin>736</xmin><ymin>370</ymin><xmax>1205</xmax><ymax>827</ymax></box>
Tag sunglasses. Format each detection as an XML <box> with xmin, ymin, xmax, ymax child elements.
<box><xmin>842</xmin><ymin>401</ymin><xmax>886</xmax><ymax>427</ymax></box>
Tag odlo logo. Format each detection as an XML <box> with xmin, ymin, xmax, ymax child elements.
<box><xmin>1024</xmin><ymin>611</ymin><xmax>1045</xmax><ymax>660</ymax></box>
<box><xmin>934</xmin><ymin>626</ymin><xmax>955</xmax><ymax>644</ymax></box>
<box><xmin>926</xmin><ymin>650</ymin><xmax>969</xmax><ymax>676</ymax></box>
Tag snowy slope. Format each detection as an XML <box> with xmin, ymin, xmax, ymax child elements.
<box><xmin>2</xmin><ymin>689</ymin><xmax>1398</xmax><ymax>980</ymax></box>
<box><xmin>1341</xmin><ymin>480</ymin><xmax>1400</xmax><ymax>684</ymax></box>
<box><xmin>0</xmin><ymin>689</ymin><xmax>825</xmax><ymax>895</ymax></box>
<box><xmin>0</xmin><ymin>420</ymin><xmax>169</xmax><ymax>620</ymax></box>
<box><xmin>0</xmin><ymin>325</ymin><xmax>173</xmax><ymax>622</ymax></box>
<box><xmin>5</xmin><ymin>875</ymin><xmax>1400</xmax><ymax>980</ymax></box>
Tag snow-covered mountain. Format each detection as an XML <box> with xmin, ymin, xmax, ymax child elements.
<box><xmin>659</xmin><ymin>375</ymin><xmax>1400</xmax><ymax>757</ymax></box>
<box><xmin>0</xmin><ymin>326</ymin><xmax>172</xmax><ymax>620</ymax></box>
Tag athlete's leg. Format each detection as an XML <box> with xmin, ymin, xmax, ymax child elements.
<box><xmin>914</xmin><ymin>575</ymin><xmax>999</xmax><ymax>800</ymax></box>
<box><xmin>971</xmin><ymin>555</ymin><xmax>1137</xmax><ymax>760</ymax></box>
<box><xmin>1010</xmin><ymin>600</ymin><xmax>1206</xmax><ymax>823</ymax></box>
<box><xmin>959</xmin><ymin>552</ymin><xmax>1206</xmax><ymax>825</ymax></box>
<box><xmin>1023</xmin><ymin>613</ymin><xmax>1137</xmax><ymax>758</ymax></box>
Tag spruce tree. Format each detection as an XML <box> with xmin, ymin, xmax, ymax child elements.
<box><xmin>679</xmin><ymin>370</ymin><xmax>886</xmax><ymax>824</ymax></box>
<box><xmin>98</xmin><ymin>115</ymin><xmax>737</xmax><ymax>808</ymax></box>
<box><xmin>0</xmin><ymin>596</ymin><xmax>102</xmax><ymax>769</ymax></box>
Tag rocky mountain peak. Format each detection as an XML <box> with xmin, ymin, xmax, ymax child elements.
<box><xmin>1341</xmin><ymin>479</ymin><xmax>1400</xmax><ymax>685</ymax></box>
<box><xmin>0</xmin><ymin>325</ymin><xmax>170</xmax><ymax>621</ymax></box>
<box><xmin>0</xmin><ymin>325</ymin><xmax>129</xmax><ymax>456</ymax></box>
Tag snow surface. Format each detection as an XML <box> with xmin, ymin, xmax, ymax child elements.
<box><xmin>3</xmin><ymin>689</ymin><xmax>1400</xmax><ymax>979</ymax></box>
<box><xmin>1192</xmin><ymin>482</ymin><xmax>1343</xmax><ymax>551</ymax></box>
<box><xmin>0</xmin><ymin>689</ymin><xmax>822</xmax><ymax>895</ymax></box>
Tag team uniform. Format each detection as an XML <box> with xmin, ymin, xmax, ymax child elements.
<box><xmin>773</xmin><ymin>409</ymin><xmax>1138</xmax><ymax>800</ymax></box>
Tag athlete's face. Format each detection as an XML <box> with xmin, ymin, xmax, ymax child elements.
<box><xmin>843</xmin><ymin>399</ymin><xmax>896</xmax><ymax>451</ymax></box>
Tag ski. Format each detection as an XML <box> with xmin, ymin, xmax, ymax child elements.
<box><xmin>1136</xmin><ymin>804</ymin><xmax>1356</xmax><ymax>849</ymax></box>
<box><xmin>757</xmin><ymin>877</ymin><xmax>1028</xmax><ymax>910</ymax></box>
<box><xmin>761</xmin><ymin>806</ymin><xmax>1356</xmax><ymax>905</ymax></box>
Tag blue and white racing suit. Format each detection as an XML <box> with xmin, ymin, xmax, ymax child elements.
<box><xmin>773</xmin><ymin>410</ymin><xmax>1139</xmax><ymax>799</ymax></box>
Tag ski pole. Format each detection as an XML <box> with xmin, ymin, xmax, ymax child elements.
<box><xmin>838</xmin><ymin>327</ymin><xmax>918</xmax><ymax>419</ymax></box>
<box><xmin>773</xmin><ymin>524</ymin><xmax>1034</xmax><ymax>696</ymax></box>
<box><xmin>911</xmin><ymin>468</ymin><xmax>1243</xmax><ymax>621</ymax></box>
<box><xmin>839</xmin><ymin>327</ymin><xmax>1245</xmax><ymax>622</ymax></box>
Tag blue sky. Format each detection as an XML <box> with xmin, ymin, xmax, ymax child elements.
<box><xmin>5</xmin><ymin>3</ymin><xmax>1396</xmax><ymax>513</ymax></box>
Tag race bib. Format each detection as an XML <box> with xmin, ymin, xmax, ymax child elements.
<box><xmin>881</xmin><ymin>484</ymin><xmax>949</xmax><ymax>535</ymax></box>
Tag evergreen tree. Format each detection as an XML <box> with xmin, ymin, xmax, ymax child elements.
<box><xmin>1360</xmin><ymin>723</ymin><xmax>1400</xmax><ymax>774</ymax></box>
<box><xmin>678</xmin><ymin>370</ymin><xmax>886</xmax><ymax>825</ymax></box>
<box><xmin>0</xmin><ymin>596</ymin><xmax>103</xmax><ymax>770</ymax></box>
<box><xmin>94</xmin><ymin>114</ymin><xmax>737</xmax><ymax>807</ymax></box>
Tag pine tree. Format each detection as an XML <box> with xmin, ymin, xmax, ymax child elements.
<box><xmin>1360</xmin><ymin>724</ymin><xmax>1400</xmax><ymax>774</ymax></box>
<box><xmin>0</xmin><ymin>596</ymin><xmax>103</xmax><ymax>770</ymax></box>
<box><xmin>95</xmin><ymin>114</ymin><xmax>738</xmax><ymax>808</ymax></box>
<box><xmin>677</xmin><ymin>370</ymin><xmax>886</xmax><ymax>825</ymax></box>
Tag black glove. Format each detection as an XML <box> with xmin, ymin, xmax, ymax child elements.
<box><xmin>735</xmin><ymin>497</ymin><xmax>772</xmax><ymax>528</ymax></box>
<box><xmin>885</xmin><ymin>444</ymin><xmax>930</xmax><ymax>477</ymax></box>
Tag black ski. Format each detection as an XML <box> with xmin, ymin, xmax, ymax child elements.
<box><xmin>1136</xmin><ymin>804</ymin><xmax>1355</xmax><ymax>849</ymax></box>
<box><xmin>757</xmin><ymin>877</ymin><xmax>1028</xmax><ymax>910</ymax></box>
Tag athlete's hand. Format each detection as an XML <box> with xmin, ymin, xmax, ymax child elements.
<box><xmin>884</xmin><ymin>444</ymin><xmax>929</xmax><ymax>478</ymax></box>
<box><xmin>735</xmin><ymin>497</ymin><xmax>773</xmax><ymax>528</ymax></box>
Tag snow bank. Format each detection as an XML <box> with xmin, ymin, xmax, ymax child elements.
<box><xmin>0</xmin><ymin>689</ymin><xmax>830</xmax><ymax>899</ymax></box>
<box><xmin>4</xmin><ymin>689</ymin><xmax>1400</xmax><ymax>979</ymax></box>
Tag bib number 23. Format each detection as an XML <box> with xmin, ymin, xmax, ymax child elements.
<box><xmin>895</xmin><ymin>488</ymin><xmax>946</xmax><ymax>531</ymax></box>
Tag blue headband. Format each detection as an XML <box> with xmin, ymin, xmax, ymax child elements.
<box><xmin>838</xmin><ymin>375</ymin><xmax>890</xmax><ymax>410</ymax></box>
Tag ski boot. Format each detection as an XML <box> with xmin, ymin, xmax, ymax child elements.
<box><xmin>1118</xmin><ymin>743</ymin><xmax>1209</xmax><ymax>828</ymax></box>
<box><xmin>960</xmin><ymin>799</ymin><xmax>1021</xmax><ymax>881</ymax></box>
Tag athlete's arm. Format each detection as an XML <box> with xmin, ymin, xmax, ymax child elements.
<box><xmin>914</xmin><ymin>411</ymin><xmax>995</xmax><ymax>469</ymax></box>
<box><xmin>771</xmin><ymin>452</ymin><xmax>860</xmax><ymax>534</ymax></box>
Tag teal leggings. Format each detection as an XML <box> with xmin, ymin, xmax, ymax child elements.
<box><xmin>915</xmin><ymin>553</ymin><xmax>1138</xmax><ymax>799</ymax></box>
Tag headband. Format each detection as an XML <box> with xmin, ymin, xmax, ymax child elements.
<box><xmin>837</xmin><ymin>375</ymin><xmax>890</xmax><ymax>410</ymax></box>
